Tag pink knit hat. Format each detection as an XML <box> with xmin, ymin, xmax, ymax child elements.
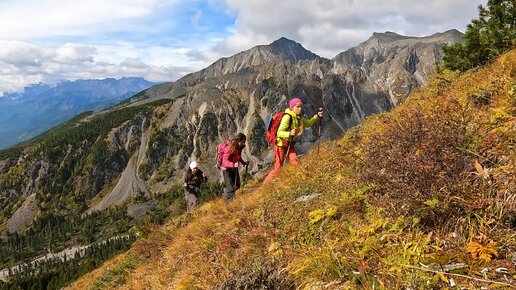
<box><xmin>289</xmin><ymin>98</ymin><xmax>302</xmax><ymax>109</ymax></box>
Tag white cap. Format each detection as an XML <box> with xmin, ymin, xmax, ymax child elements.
<box><xmin>189</xmin><ymin>161</ymin><xmax>198</xmax><ymax>169</ymax></box>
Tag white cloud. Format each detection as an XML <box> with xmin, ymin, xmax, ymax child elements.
<box><xmin>0</xmin><ymin>0</ymin><xmax>215</xmax><ymax>95</ymax></box>
<box><xmin>121</xmin><ymin>57</ymin><xmax>149</xmax><ymax>69</ymax></box>
<box><xmin>0</xmin><ymin>41</ymin><xmax>200</xmax><ymax>95</ymax></box>
<box><xmin>0</xmin><ymin>0</ymin><xmax>178</xmax><ymax>39</ymax></box>
<box><xmin>0</xmin><ymin>41</ymin><xmax>50</xmax><ymax>67</ymax></box>
<box><xmin>53</xmin><ymin>43</ymin><xmax>97</xmax><ymax>63</ymax></box>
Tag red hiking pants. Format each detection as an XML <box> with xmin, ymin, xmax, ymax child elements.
<box><xmin>263</xmin><ymin>145</ymin><xmax>300</xmax><ymax>183</ymax></box>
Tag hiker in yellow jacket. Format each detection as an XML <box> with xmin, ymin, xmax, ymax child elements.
<box><xmin>264</xmin><ymin>98</ymin><xmax>323</xmax><ymax>183</ymax></box>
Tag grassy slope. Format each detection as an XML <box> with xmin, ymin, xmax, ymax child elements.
<box><xmin>69</xmin><ymin>50</ymin><xmax>515</xmax><ymax>289</ymax></box>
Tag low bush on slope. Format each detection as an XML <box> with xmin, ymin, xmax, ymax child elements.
<box><xmin>70</xmin><ymin>50</ymin><xmax>515</xmax><ymax>289</ymax></box>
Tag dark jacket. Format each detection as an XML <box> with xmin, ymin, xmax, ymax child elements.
<box><xmin>184</xmin><ymin>168</ymin><xmax>208</xmax><ymax>194</ymax></box>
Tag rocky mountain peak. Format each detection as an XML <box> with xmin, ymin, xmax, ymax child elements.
<box><xmin>365</xmin><ymin>29</ymin><xmax>463</xmax><ymax>46</ymax></box>
<box><xmin>426</xmin><ymin>29</ymin><xmax>463</xmax><ymax>43</ymax></box>
<box><xmin>333</xmin><ymin>30</ymin><xmax>464</xmax><ymax>64</ymax></box>
<box><xmin>267</xmin><ymin>37</ymin><xmax>320</xmax><ymax>62</ymax></box>
<box><xmin>173</xmin><ymin>37</ymin><xmax>323</xmax><ymax>86</ymax></box>
<box><xmin>331</xmin><ymin>30</ymin><xmax>463</xmax><ymax>106</ymax></box>
<box><xmin>370</xmin><ymin>31</ymin><xmax>411</xmax><ymax>41</ymax></box>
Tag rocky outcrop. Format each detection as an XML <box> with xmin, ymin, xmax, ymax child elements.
<box><xmin>2</xmin><ymin>156</ymin><xmax>50</xmax><ymax>233</ymax></box>
<box><xmin>127</xmin><ymin>201</ymin><xmax>157</xmax><ymax>219</ymax></box>
<box><xmin>5</xmin><ymin>194</ymin><xmax>37</xmax><ymax>233</ymax></box>
<box><xmin>87</xmin><ymin>115</ymin><xmax>150</xmax><ymax>212</ymax></box>
<box><xmin>332</xmin><ymin>30</ymin><xmax>463</xmax><ymax>105</ymax></box>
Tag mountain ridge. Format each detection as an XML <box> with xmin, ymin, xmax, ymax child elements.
<box><xmin>0</xmin><ymin>77</ymin><xmax>158</xmax><ymax>149</ymax></box>
<box><xmin>132</xmin><ymin>30</ymin><xmax>462</xmax><ymax>111</ymax></box>
<box><xmin>331</xmin><ymin>29</ymin><xmax>463</xmax><ymax>105</ymax></box>
<box><xmin>167</xmin><ymin>37</ymin><xmax>323</xmax><ymax>91</ymax></box>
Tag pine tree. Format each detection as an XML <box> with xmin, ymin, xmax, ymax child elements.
<box><xmin>443</xmin><ymin>0</ymin><xmax>516</xmax><ymax>71</ymax></box>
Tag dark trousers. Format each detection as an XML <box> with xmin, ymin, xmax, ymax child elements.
<box><xmin>222</xmin><ymin>168</ymin><xmax>240</xmax><ymax>200</ymax></box>
<box><xmin>184</xmin><ymin>186</ymin><xmax>200</xmax><ymax>212</ymax></box>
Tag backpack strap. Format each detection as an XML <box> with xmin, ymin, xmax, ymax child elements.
<box><xmin>280</xmin><ymin>113</ymin><xmax>293</xmax><ymax>136</ymax></box>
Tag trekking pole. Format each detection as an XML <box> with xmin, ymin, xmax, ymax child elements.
<box><xmin>239</xmin><ymin>162</ymin><xmax>249</xmax><ymax>187</ymax></box>
<box><xmin>317</xmin><ymin>107</ymin><xmax>323</xmax><ymax>155</ymax></box>
<box><xmin>283</xmin><ymin>136</ymin><xmax>293</xmax><ymax>166</ymax></box>
<box><xmin>234</xmin><ymin>167</ymin><xmax>238</xmax><ymax>190</ymax></box>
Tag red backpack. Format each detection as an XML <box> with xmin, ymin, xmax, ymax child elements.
<box><xmin>215</xmin><ymin>141</ymin><xmax>230</xmax><ymax>170</ymax></box>
<box><xmin>265</xmin><ymin>112</ymin><xmax>292</xmax><ymax>144</ymax></box>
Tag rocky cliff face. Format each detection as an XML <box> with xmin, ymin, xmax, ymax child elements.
<box><xmin>332</xmin><ymin>30</ymin><xmax>463</xmax><ymax>105</ymax></box>
<box><xmin>0</xmin><ymin>30</ymin><xmax>462</xmax><ymax>232</ymax></box>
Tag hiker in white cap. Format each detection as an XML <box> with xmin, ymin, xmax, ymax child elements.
<box><xmin>183</xmin><ymin>161</ymin><xmax>208</xmax><ymax>212</ymax></box>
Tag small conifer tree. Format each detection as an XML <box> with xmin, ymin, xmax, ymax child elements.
<box><xmin>443</xmin><ymin>0</ymin><xmax>515</xmax><ymax>71</ymax></box>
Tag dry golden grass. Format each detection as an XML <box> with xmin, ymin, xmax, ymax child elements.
<box><xmin>70</xmin><ymin>49</ymin><xmax>516</xmax><ymax>289</ymax></box>
<box><xmin>67</xmin><ymin>252</ymin><xmax>131</xmax><ymax>289</ymax></box>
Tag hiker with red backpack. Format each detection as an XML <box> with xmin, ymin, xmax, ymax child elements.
<box><xmin>184</xmin><ymin>161</ymin><xmax>208</xmax><ymax>212</ymax></box>
<box><xmin>263</xmin><ymin>98</ymin><xmax>323</xmax><ymax>183</ymax></box>
<box><xmin>219</xmin><ymin>133</ymin><xmax>248</xmax><ymax>200</ymax></box>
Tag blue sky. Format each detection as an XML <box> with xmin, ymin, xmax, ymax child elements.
<box><xmin>0</xmin><ymin>0</ymin><xmax>486</xmax><ymax>95</ymax></box>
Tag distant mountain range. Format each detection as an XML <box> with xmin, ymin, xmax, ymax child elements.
<box><xmin>0</xmin><ymin>77</ymin><xmax>159</xmax><ymax>149</ymax></box>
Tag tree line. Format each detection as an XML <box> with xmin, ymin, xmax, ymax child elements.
<box><xmin>0</xmin><ymin>208</ymin><xmax>132</xmax><ymax>268</ymax></box>
<box><xmin>0</xmin><ymin>235</ymin><xmax>136</xmax><ymax>290</ymax></box>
